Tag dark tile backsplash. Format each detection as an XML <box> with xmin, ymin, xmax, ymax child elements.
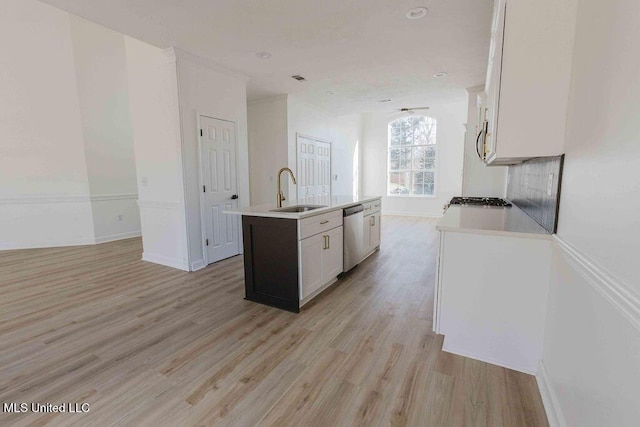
<box><xmin>507</xmin><ymin>155</ymin><xmax>564</xmax><ymax>233</ymax></box>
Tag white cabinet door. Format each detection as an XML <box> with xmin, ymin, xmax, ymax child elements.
<box><xmin>363</xmin><ymin>214</ymin><xmax>372</xmax><ymax>254</ymax></box>
<box><xmin>483</xmin><ymin>0</ymin><xmax>577</xmax><ymax>164</ymax></box>
<box><xmin>300</xmin><ymin>233</ymin><xmax>324</xmax><ymax>298</ymax></box>
<box><xmin>299</xmin><ymin>226</ymin><xmax>343</xmax><ymax>299</ymax></box>
<box><xmin>370</xmin><ymin>213</ymin><xmax>381</xmax><ymax>249</ymax></box>
<box><xmin>363</xmin><ymin>213</ymin><xmax>381</xmax><ymax>255</ymax></box>
<box><xmin>323</xmin><ymin>226</ymin><xmax>343</xmax><ymax>280</ymax></box>
<box><xmin>484</xmin><ymin>0</ymin><xmax>506</xmax><ymax>162</ymax></box>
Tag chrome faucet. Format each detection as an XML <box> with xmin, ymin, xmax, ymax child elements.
<box><xmin>277</xmin><ymin>167</ymin><xmax>297</xmax><ymax>207</ymax></box>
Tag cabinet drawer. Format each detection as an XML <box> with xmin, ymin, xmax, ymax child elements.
<box><xmin>363</xmin><ymin>199</ymin><xmax>382</xmax><ymax>215</ymax></box>
<box><xmin>299</xmin><ymin>210</ymin><xmax>343</xmax><ymax>240</ymax></box>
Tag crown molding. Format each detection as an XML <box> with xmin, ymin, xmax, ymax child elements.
<box><xmin>162</xmin><ymin>47</ymin><xmax>251</xmax><ymax>82</ymax></box>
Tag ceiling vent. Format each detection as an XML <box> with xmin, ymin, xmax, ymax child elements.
<box><xmin>291</xmin><ymin>75</ymin><xmax>307</xmax><ymax>82</ymax></box>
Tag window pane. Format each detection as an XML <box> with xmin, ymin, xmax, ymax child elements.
<box><xmin>390</xmin><ymin>147</ymin><xmax>411</xmax><ymax>171</ymax></box>
<box><xmin>412</xmin><ymin>171</ymin><xmax>425</xmax><ymax>195</ymax></box>
<box><xmin>424</xmin><ymin>171</ymin><xmax>435</xmax><ymax>195</ymax></box>
<box><xmin>389</xmin><ymin>119</ymin><xmax>412</xmax><ymax>145</ymax></box>
<box><xmin>412</xmin><ymin>146</ymin><xmax>436</xmax><ymax>170</ymax></box>
<box><xmin>388</xmin><ymin>171</ymin><xmax>410</xmax><ymax>195</ymax></box>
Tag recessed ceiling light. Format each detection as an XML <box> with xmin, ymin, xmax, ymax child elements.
<box><xmin>326</xmin><ymin>91</ymin><xmax>335</xmax><ymax>95</ymax></box>
<box><xmin>406</xmin><ymin>7</ymin><xmax>429</xmax><ymax>20</ymax></box>
<box><xmin>433</xmin><ymin>72</ymin><xmax>449</xmax><ymax>78</ymax></box>
<box><xmin>256</xmin><ymin>51</ymin><xmax>272</xmax><ymax>59</ymax></box>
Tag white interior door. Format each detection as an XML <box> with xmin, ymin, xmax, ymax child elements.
<box><xmin>200</xmin><ymin>116</ymin><xmax>240</xmax><ymax>264</ymax></box>
<box><xmin>316</xmin><ymin>141</ymin><xmax>331</xmax><ymax>205</ymax></box>
<box><xmin>297</xmin><ymin>135</ymin><xmax>331</xmax><ymax>205</ymax></box>
<box><xmin>297</xmin><ymin>135</ymin><xmax>316</xmax><ymax>204</ymax></box>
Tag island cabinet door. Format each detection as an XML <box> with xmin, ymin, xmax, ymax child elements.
<box><xmin>370</xmin><ymin>213</ymin><xmax>381</xmax><ymax>249</ymax></box>
<box><xmin>323</xmin><ymin>226</ymin><xmax>344</xmax><ymax>280</ymax></box>
<box><xmin>300</xmin><ymin>233</ymin><xmax>324</xmax><ymax>299</ymax></box>
<box><xmin>300</xmin><ymin>225</ymin><xmax>344</xmax><ymax>300</ymax></box>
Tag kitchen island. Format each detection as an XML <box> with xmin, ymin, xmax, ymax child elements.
<box><xmin>434</xmin><ymin>204</ymin><xmax>552</xmax><ymax>374</ymax></box>
<box><xmin>226</xmin><ymin>195</ymin><xmax>382</xmax><ymax>313</ymax></box>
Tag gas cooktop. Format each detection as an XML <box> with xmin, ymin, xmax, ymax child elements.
<box><xmin>449</xmin><ymin>197</ymin><xmax>512</xmax><ymax>207</ymax></box>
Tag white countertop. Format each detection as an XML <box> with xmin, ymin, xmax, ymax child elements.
<box><xmin>225</xmin><ymin>195</ymin><xmax>382</xmax><ymax>219</ymax></box>
<box><xmin>437</xmin><ymin>205</ymin><xmax>552</xmax><ymax>239</ymax></box>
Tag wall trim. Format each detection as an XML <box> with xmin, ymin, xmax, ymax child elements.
<box><xmin>163</xmin><ymin>47</ymin><xmax>250</xmax><ymax>82</ymax></box>
<box><xmin>190</xmin><ymin>259</ymin><xmax>207</xmax><ymax>271</ymax></box>
<box><xmin>94</xmin><ymin>230</ymin><xmax>141</xmax><ymax>244</ymax></box>
<box><xmin>137</xmin><ymin>200</ymin><xmax>181</xmax><ymax>209</ymax></box>
<box><xmin>142</xmin><ymin>252</ymin><xmax>189</xmax><ymax>271</ymax></box>
<box><xmin>90</xmin><ymin>193</ymin><xmax>138</xmax><ymax>202</ymax></box>
<box><xmin>0</xmin><ymin>193</ymin><xmax>138</xmax><ymax>204</ymax></box>
<box><xmin>554</xmin><ymin>235</ymin><xmax>640</xmax><ymax>332</ymax></box>
<box><xmin>382</xmin><ymin>211</ymin><xmax>443</xmax><ymax>219</ymax></box>
<box><xmin>0</xmin><ymin>237</ymin><xmax>96</xmax><ymax>250</ymax></box>
<box><xmin>536</xmin><ymin>361</ymin><xmax>567</xmax><ymax>427</ymax></box>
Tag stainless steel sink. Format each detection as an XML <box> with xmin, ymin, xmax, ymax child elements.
<box><xmin>270</xmin><ymin>205</ymin><xmax>326</xmax><ymax>213</ymax></box>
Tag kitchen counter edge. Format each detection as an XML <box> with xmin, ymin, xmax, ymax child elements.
<box><xmin>224</xmin><ymin>196</ymin><xmax>382</xmax><ymax>219</ymax></box>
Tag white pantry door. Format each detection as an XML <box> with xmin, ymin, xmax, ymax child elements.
<box><xmin>200</xmin><ymin>116</ymin><xmax>240</xmax><ymax>264</ymax></box>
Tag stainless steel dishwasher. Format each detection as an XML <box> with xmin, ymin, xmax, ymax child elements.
<box><xmin>343</xmin><ymin>204</ymin><xmax>364</xmax><ymax>272</ymax></box>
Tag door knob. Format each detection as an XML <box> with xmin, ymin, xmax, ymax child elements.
<box><xmin>231</xmin><ymin>194</ymin><xmax>238</xmax><ymax>200</ymax></box>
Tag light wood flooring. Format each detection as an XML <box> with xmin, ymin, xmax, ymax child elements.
<box><xmin>0</xmin><ymin>216</ymin><xmax>548</xmax><ymax>426</ymax></box>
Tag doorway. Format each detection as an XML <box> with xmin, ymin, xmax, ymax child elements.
<box><xmin>199</xmin><ymin>115</ymin><xmax>240</xmax><ymax>264</ymax></box>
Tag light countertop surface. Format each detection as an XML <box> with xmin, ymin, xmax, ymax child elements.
<box><xmin>225</xmin><ymin>195</ymin><xmax>382</xmax><ymax>219</ymax></box>
<box><xmin>437</xmin><ymin>204</ymin><xmax>552</xmax><ymax>239</ymax></box>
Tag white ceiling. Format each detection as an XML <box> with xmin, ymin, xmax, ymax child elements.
<box><xmin>39</xmin><ymin>0</ymin><xmax>493</xmax><ymax>115</ymax></box>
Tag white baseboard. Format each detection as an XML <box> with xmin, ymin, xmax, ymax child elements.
<box><xmin>190</xmin><ymin>259</ymin><xmax>207</xmax><ymax>271</ymax></box>
<box><xmin>94</xmin><ymin>230</ymin><xmax>141</xmax><ymax>244</ymax></box>
<box><xmin>441</xmin><ymin>341</ymin><xmax>536</xmax><ymax>375</ymax></box>
<box><xmin>142</xmin><ymin>252</ymin><xmax>189</xmax><ymax>271</ymax></box>
<box><xmin>536</xmin><ymin>361</ymin><xmax>566</xmax><ymax>427</ymax></box>
<box><xmin>0</xmin><ymin>237</ymin><xmax>96</xmax><ymax>250</ymax></box>
<box><xmin>382</xmin><ymin>211</ymin><xmax>443</xmax><ymax>218</ymax></box>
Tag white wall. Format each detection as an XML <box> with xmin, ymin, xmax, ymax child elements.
<box><xmin>0</xmin><ymin>0</ymin><xmax>142</xmax><ymax>249</ymax></box>
<box><xmin>124</xmin><ymin>38</ymin><xmax>189</xmax><ymax>270</ymax></box>
<box><xmin>0</xmin><ymin>0</ymin><xmax>91</xmax><ymax>248</ymax></box>
<box><xmin>461</xmin><ymin>86</ymin><xmax>507</xmax><ymax>197</ymax></box>
<box><xmin>70</xmin><ymin>15</ymin><xmax>140</xmax><ymax>243</ymax></box>
<box><xmin>361</xmin><ymin>100</ymin><xmax>467</xmax><ymax>217</ymax></box>
<box><xmin>247</xmin><ymin>96</ymin><xmax>289</xmax><ymax>205</ymax></box>
<box><xmin>286</xmin><ymin>95</ymin><xmax>362</xmax><ymax>200</ymax></box>
<box><xmin>172</xmin><ymin>49</ymin><xmax>250</xmax><ymax>271</ymax></box>
<box><xmin>539</xmin><ymin>0</ymin><xmax>640</xmax><ymax>425</ymax></box>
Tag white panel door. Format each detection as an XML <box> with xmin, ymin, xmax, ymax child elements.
<box><xmin>316</xmin><ymin>141</ymin><xmax>331</xmax><ymax>206</ymax></box>
<box><xmin>200</xmin><ymin>116</ymin><xmax>240</xmax><ymax>264</ymax></box>
<box><xmin>297</xmin><ymin>136</ymin><xmax>316</xmax><ymax>204</ymax></box>
<box><xmin>297</xmin><ymin>135</ymin><xmax>331</xmax><ymax>205</ymax></box>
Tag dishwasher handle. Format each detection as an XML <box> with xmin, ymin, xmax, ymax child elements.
<box><xmin>343</xmin><ymin>204</ymin><xmax>364</xmax><ymax>217</ymax></box>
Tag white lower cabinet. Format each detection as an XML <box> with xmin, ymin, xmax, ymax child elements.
<box><xmin>434</xmin><ymin>230</ymin><xmax>551</xmax><ymax>374</ymax></box>
<box><xmin>299</xmin><ymin>225</ymin><xmax>343</xmax><ymax>300</ymax></box>
<box><xmin>363</xmin><ymin>212</ymin><xmax>381</xmax><ymax>255</ymax></box>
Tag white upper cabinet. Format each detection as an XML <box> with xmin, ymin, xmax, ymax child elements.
<box><xmin>482</xmin><ymin>0</ymin><xmax>578</xmax><ymax>165</ymax></box>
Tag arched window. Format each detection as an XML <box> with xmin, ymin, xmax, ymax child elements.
<box><xmin>388</xmin><ymin>115</ymin><xmax>437</xmax><ymax>196</ymax></box>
